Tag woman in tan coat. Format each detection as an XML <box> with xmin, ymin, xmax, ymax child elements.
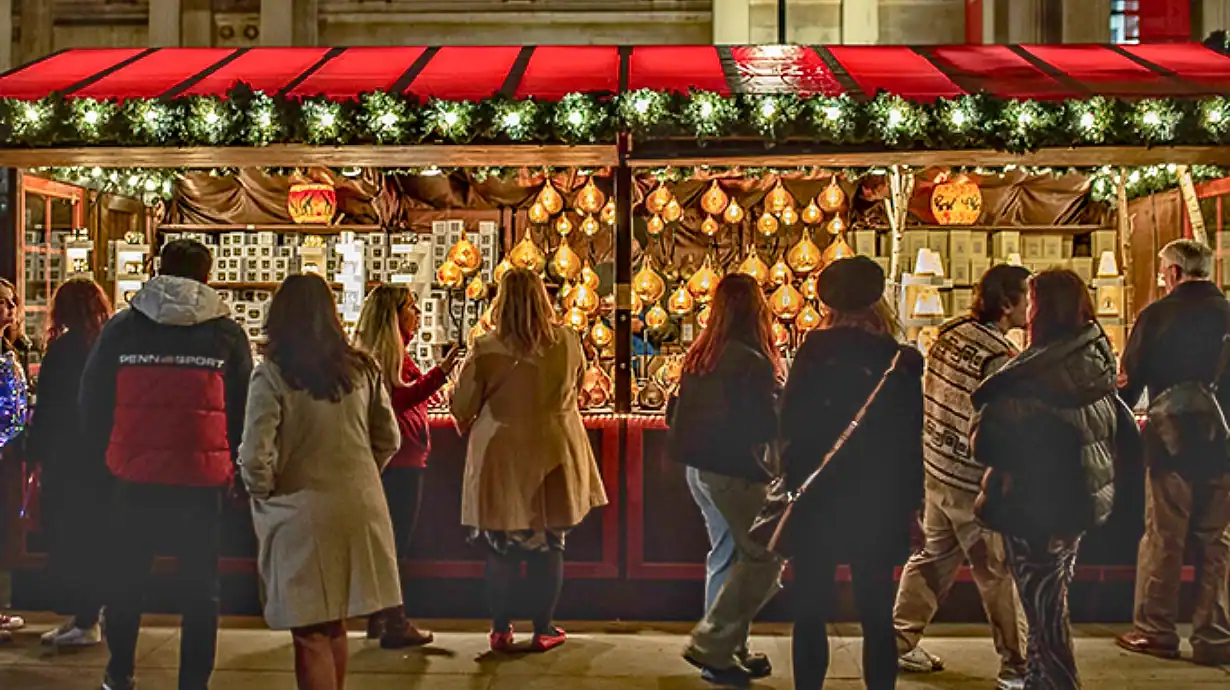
<box><xmin>451</xmin><ymin>268</ymin><xmax>608</xmax><ymax>654</ymax></box>
<box><xmin>239</xmin><ymin>275</ymin><xmax>405</xmax><ymax>690</ymax></box>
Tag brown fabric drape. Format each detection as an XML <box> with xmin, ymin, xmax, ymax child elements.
<box><xmin>1127</xmin><ymin>190</ymin><xmax>1185</xmax><ymax>318</ymax></box>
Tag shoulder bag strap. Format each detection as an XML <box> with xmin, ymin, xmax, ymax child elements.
<box><xmin>793</xmin><ymin>350</ymin><xmax>904</xmax><ymax>498</ymax></box>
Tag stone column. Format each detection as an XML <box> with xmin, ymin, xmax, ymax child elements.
<box><xmin>0</xmin><ymin>0</ymin><xmax>12</xmax><ymax>71</ymax></box>
<box><xmin>18</xmin><ymin>0</ymin><xmax>53</xmax><ymax>64</ymax></box>
<box><xmin>1006</xmin><ymin>0</ymin><xmax>1043</xmax><ymax>43</ymax></box>
<box><xmin>714</xmin><ymin>0</ymin><xmax>752</xmax><ymax>43</ymax></box>
<box><xmin>261</xmin><ymin>0</ymin><xmax>294</xmax><ymax>46</ymax></box>
<box><xmin>1063</xmin><ymin>0</ymin><xmax>1110</xmax><ymax>42</ymax></box>
<box><xmin>842</xmin><ymin>0</ymin><xmax>878</xmax><ymax>44</ymax></box>
<box><xmin>182</xmin><ymin>0</ymin><xmax>213</xmax><ymax>47</ymax></box>
<box><xmin>293</xmin><ymin>0</ymin><xmax>318</xmax><ymax>47</ymax></box>
<box><xmin>149</xmin><ymin>0</ymin><xmax>182</xmax><ymax>47</ymax></box>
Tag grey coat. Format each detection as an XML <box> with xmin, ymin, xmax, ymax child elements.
<box><xmin>239</xmin><ymin>360</ymin><xmax>403</xmax><ymax>630</ymax></box>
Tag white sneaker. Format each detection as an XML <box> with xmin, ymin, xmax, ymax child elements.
<box><xmin>41</xmin><ymin>620</ymin><xmax>75</xmax><ymax>645</ymax></box>
<box><xmin>54</xmin><ymin>624</ymin><xmax>102</xmax><ymax>647</ymax></box>
<box><xmin>899</xmin><ymin>646</ymin><xmax>945</xmax><ymax>673</ymax></box>
<box><xmin>996</xmin><ymin>675</ymin><xmax>1026</xmax><ymax>690</ymax></box>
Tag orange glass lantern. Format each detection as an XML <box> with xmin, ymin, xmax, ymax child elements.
<box><xmin>687</xmin><ymin>255</ymin><xmax>721</xmax><ymax>304</ymax></box>
<box><xmin>739</xmin><ymin>252</ymin><xmax>770</xmax><ymax>286</ymax></box>
<box><xmin>723</xmin><ymin>198</ymin><xmax>745</xmax><ymax>224</ymax></box>
<box><xmin>700</xmin><ymin>181</ymin><xmax>729</xmax><ymax>215</ymax></box>
<box><xmin>701</xmin><ymin>215</ymin><xmax>720</xmax><ymax>237</ymax></box>
<box><xmin>818</xmin><ymin>177</ymin><xmax>846</xmax><ymax>213</ymax></box>
<box><xmin>576</xmin><ymin>177</ymin><xmax>605</xmax><ymax>214</ymax></box>
<box><xmin>287</xmin><ymin>183</ymin><xmax>337</xmax><ymax>224</ymax></box>
<box><xmin>537</xmin><ymin>181</ymin><xmax>564</xmax><ymax>215</ymax></box>
<box><xmin>931</xmin><ymin>174</ymin><xmax>982</xmax><ymax>225</ymax></box>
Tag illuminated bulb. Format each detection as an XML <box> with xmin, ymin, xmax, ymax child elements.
<box><xmin>590</xmin><ymin>320</ymin><xmax>613</xmax><ymax>348</ymax></box>
<box><xmin>668</xmin><ymin>285</ymin><xmax>695</xmax><ymax>315</ymax></box>
<box><xmin>447</xmin><ymin>235</ymin><xmax>483</xmax><ymax>274</ymax></box>
<box><xmin>528</xmin><ymin>202</ymin><xmax>550</xmax><ymax>225</ymax></box>
<box><xmin>550</xmin><ymin>243</ymin><xmax>583</xmax><ymax>282</ymax></box>
<box><xmin>796</xmin><ymin>303</ymin><xmax>823</xmax><ymax>332</ymax></box>
<box><xmin>502</xmin><ymin>111</ymin><xmax>522</xmax><ymax>128</ymax></box>
<box><xmin>802</xmin><ymin>200</ymin><xmax>823</xmax><ymax>225</ymax></box>
<box><xmin>647</xmin><ymin>214</ymin><xmax>666</xmax><ymax>236</ymax></box>
<box><xmin>436</xmin><ymin>260</ymin><xmax>464</xmax><ymax>288</ymax></box>
<box><xmin>663</xmin><ymin>198</ymin><xmax>683</xmax><ymax>223</ymax></box>
<box><xmin>951</xmin><ymin>110</ymin><xmax>967</xmax><ymax>127</ymax></box>
<box><xmin>509</xmin><ymin>236</ymin><xmax>546</xmax><ymax>272</ymax></box>
<box><xmin>555</xmin><ymin>214</ymin><xmax>574</xmax><ymax>236</ymax></box>
<box><xmin>765</xmin><ymin>180</ymin><xmax>793</xmax><ymax>215</ymax></box>
<box><xmin>723</xmin><ymin>198</ymin><xmax>745</xmax><ymax>224</ymax></box>
<box><xmin>769</xmin><ymin>259</ymin><xmax>794</xmax><ymax>288</ymax></box>
<box><xmin>567</xmin><ymin>110</ymin><xmax>584</xmax><ymax>126</ymax></box>
<box><xmin>787</xmin><ymin>234</ymin><xmax>822</xmax><ymax>274</ymax></box>
<box><xmin>565</xmin><ymin>307</ymin><xmax>589</xmax><ymax>332</ymax></box>
<box><xmin>1210</xmin><ymin>109</ymin><xmax>1225</xmax><ymax>124</ymax></box>
<box><xmin>801</xmin><ymin>271</ymin><xmax>820</xmax><ymax>300</ymax></box>
<box><xmin>819</xmin><ymin>178</ymin><xmax>846</xmax><ymax>213</ymax></box>
<box><xmin>537</xmin><ymin>181</ymin><xmax>564</xmax><ymax>215</ymax></box>
<box><xmin>143</xmin><ymin>109</ymin><xmax>159</xmax><ymax>123</ymax></box>
<box><xmin>580</xmin><ymin>264</ymin><xmax>600</xmax><ymax>290</ymax></box>
<box><xmin>601</xmin><ymin>199</ymin><xmax>617</xmax><ymax>226</ymax></box>
<box><xmin>83</xmin><ymin>110</ymin><xmax>100</xmax><ymax>125</ymax></box>
<box><xmin>773</xmin><ymin>322</ymin><xmax>790</xmax><ymax>348</ymax></box>
<box><xmin>257</xmin><ymin>110</ymin><xmax>272</xmax><ymax>128</ymax></box>
<box><xmin>826</xmin><ymin>215</ymin><xmax>846</xmax><ymax>235</ymax></box>
<box><xmin>571</xmin><ymin>282</ymin><xmax>600</xmax><ymax>316</ymax></box>
<box><xmin>443</xmin><ymin>110</ymin><xmax>459</xmax><ymax>127</ymax></box>
<box><xmin>824</xmin><ymin>105</ymin><xmax>841</xmax><ymax>121</ymax></box>
<box><xmin>699</xmin><ymin>100</ymin><xmax>714</xmax><ymax>119</ymax></box>
<box><xmin>701</xmin><ymin>215</ymin><xmax>720</xmax><ymax>237</ymax></box>
<box><xmin>700</xmin><ymin>181</ymin><xmax>729</xmax><ymax>215</ymax></box>
<box><xmin>23</xmin><ymin>105</ymin><xmax>40</xmax><ymax>122</ymax></box>
<box><xmin>378</xmin><ymin>112</ymin><xmax>398</xmax><ymax>128</ymax></box>
<box><xmin>494</xmin><ymin>258</ymin><xmax>512</xmax><ymax>282</ymax></box>
<box><xmin>822</xmin><ymin>235</ymin><xmax>854</xmax><ymax>264</ymax></box>
<box><xmin>760</xmin><ymin>100</ymin><xmax>777</xmax><ymax>119</ymax></box>
<box><xmin>697</xmin><ymin>305</ymin><xmax>712</xmax><ymax>330</ymax></box>
<box><xmin>757</xmin><ymin>211</ymin><xmax>779</xmax><ymax>237</ymax></box>
<box><xmin>634</xmin><ymin>96</ymin><xmax>652</xmax><ymax>114</ymax></box>
<box><xmin>576</xmin><ymin>178</ymin><xmax>606</xmax><ymax>214</ymax></box>
<box><xmin>1080</xmin><ymin>112</ymin><xmax>1096</xmax><ymax>130</ymax></box>
<box><xmin>780</xmin><ymin>205</ymin><xmax>799</xmax><ymax>227</ymax></box>
<box><xmin>466</xmin><ymin>275</ymin><xmax>486</xmax><ymax>301</ymax></box>
<box><xmin>645</xmin><ymin>304</ymin><xmax>669</xmax><ymax>329</ymax></box>
<box><xmin>888</xmin><ymin>108</ymin><xmax>904</xmax><ymax>128</ymax></box>
<box><xmin>581</xmin><ymin>214</ymin><xmax>600</xmax><ymax>236</ymax></box>
<box><xmin>1018</xmin><ymin>111</ymin><xmax>1032</xmax><ymax>126</ymax></box>
<box><xmin>1143</xmin><ymin>110</ymin><xmax>1161</xmax><ymax>126</ymax></box>
<box><xmin>647</xmin><ymin>184</ymin><xmax>674</xmax><ymax>215</ymax></box>
<box><xmin>319</xmin><ymin>112</ymin><xmax>336</xmax><ymax>128</ymax></box>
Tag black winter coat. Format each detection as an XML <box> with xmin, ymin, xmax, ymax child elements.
<box><xmin>668</xmin><ymin>339</ymin><xmax>780</xmax><ymax>482</ymax></box>
<box><xmin>780</xmin><ymin>328</ymin><xmax>925</xmax><ymax>564</ymax></box>
<box><xmin>972</xmin><ymin>323</ymin><xmax>1118</xmax><ymax>541</ymax></box>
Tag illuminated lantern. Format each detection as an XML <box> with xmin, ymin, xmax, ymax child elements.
<box><xmin>663</xmin><ymin>198</ymin><xmax>683</xmax><ymax>223</ymax></box>
<box><xmin>724</xmin><ymin>198</ymin><xmax>745</xmax><ymax>224</ymax></box>
<box><xmin>687</xmin><ymin>255</ymin><xmax>720</xmax><ymax>304</ymax></box>
<box><xmin>632</xmin><ymin>256</ymin><xmax>666</xmax><ymax>303</ymax></box>
<box><xmin>787</xmin><ymin>234</ymin><xmax>822</xmax><ymax>274</ymax></box>
<box><xmin>447</xmin><ymin>234</ymin><xmax>483</xmax><ymax>274</ymax></box>
<box><xmin>802</xmin><ymin>199</ymin><xmax>823</xmax><ymax>225</ymax></box>
<box><xmin>550</xmin><ymin>243</ymin><xmax>583</xmax><ymax>282</ymax></box>
<box><xmin>528</xmin><ymin>202</ymin><xmax>550</xmax><ymax>225</ymax></box>
<box><xmin>465</xmin><ymin>275</ymin><xmax>486</xmax><ymax>301</ymax></box>
<box><xmin>576</xmin><ymin>177</ymin><xmax>605</xmax><ymax>214</ymax></box>
<box><xmin>494</xmin><ymin>258</ymin><xmax>513</xmax><ymax>283</ymax></box>
<box><xmin>537</xmin><ymin>180</ymin><xmax>564</xmax><ymax>215</ymax></box>
<box><xmin>509</xmin><ymin>236</ymin><xmax>546</xmax><ymax>272</ymax></box>
<box><xmin>647</xmin><ymin>214</ymin><xmax>666</xmax><ymax>236</ymax></box>
<box><xmin>555</xmin><ymin>214</ymin><xmax>574</xmax><ymax>236</ymax></box>
<box><xmin>772</xmin><ymin>321</ymin><xmax>791</xmax><ymax>347</ymax></box>
<box><xmin>796</xmin><ymin>303</ymin><xmax>823</xmax><ymax>332</ymax></box>
<box><xmin>646</xmin><ymin>184</ymin><xmax>673</xmax><ymax>215</ymax></box>
<box><xmin>801</xmin><ymin>271</ymin><xmax>820</xmax><ymax>300</ymax></box>
<box><xmin>581</xmin><ymin>214</ymin><xmax>600</xmax><ymax>237</ymax></box>
<box><xmin>701</xmin><ymin>215</ymin><xmax>720</xmax><ymax>237</ymax></box>
<box><xmin>590</xmin><ymin>320</ymin><xmax>613</xmax><ymax>348</ymax></box>
<box><xmin>601</xmin><ymin>199</ymin><xmax>616</xmax><ymax>226</ymax></box>
<box><xmin>700</xmin><ymin>181</ymin><xmax>729</xmax><ymax>215</ymax></box>
<box><xmin>765</xmin><ymin>180</ymin><xmax>793</xmax><ymax>215</ymax></box>
<box><xmin>780</xmin><ymin>205</ymin><xmax>799</xmax><ymax>227</ymax></box>
<box><xmin>287</xmin><ymin>183</ymin><xmax>337</xmax><ymax>224</ymax></box>
<box><xmin>565</xmin><ymin>307</ymin><xmax>589</xmax><ymax>332</ymax></box>
<box><xmin>696</xmin><ymin>305</ymin><xmax>712</xmax><ymax>330</ymax></box>
<box><xmin>436</xmin><ymin>260</ymin><xmax>464</xmax><ymax>288</ymax></box>
<box><xmin>771</xmin><ymin>283</ymin><xmax>803</xmax><ymax>320</ymax></box>
<box><xmin>739</xmin><ymin>252</ymin><xmax>771</xmax><ymax>286</ymax></box>
<box><xmin>645</xmin><ymin>303</ymin><xmax>669</xmax><ymax>330</ymax></box>
<box><xmin>827</xmin><ymin>215</ymin><xmax>846</xmax><ymax>235</ymax></box>
<box><xmin>930</xmin><ymin>174</ymin><xmax>982</xmax><ymax>225</ymax></box>
<box><xmin>757</xmin><ymin>211</ymin><xmax>779</xmax><ymax>237</ymax></box>
<box><xmin>818</xmin><ymin>177</ymin><xmax>846</xmax><ymax>213</ymax></box>
<box><xmin>822</xmin><ymin>234</ymin><xmax>854</xmax><ymax>265</ymax></box>
<box><xmin>668</xmin><ymin>285</ymin><xmax>695</xmax><ymax>315</ymax></box>
<box><xmin>631</xmin><ymin>291</ymin><xmax>643</xmax><ymax>315</ymax></box>
<box><xmin>580</xmin><ymin>264</ymin><xmax>600</xmax><ymax>290</ymax></box>
<box><xmin>582</xmin><ymin>364</ymin><xmax>612</xmax><ymax>407</ymax></box>
<box><xmin>572</xmin><ymin>283</ymin><xmax>601</xmax><ymax>316</ymax></box>
<box><xmin>769</xmin><ymin>258</ymin><xmax>794</xmax><ymax>288</ymax></box>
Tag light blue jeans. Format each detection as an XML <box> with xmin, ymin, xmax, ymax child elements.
<box><xmin>686</xmin><ymin>466</ymin><xmax>737</xmax><ymax>612</ymax></box>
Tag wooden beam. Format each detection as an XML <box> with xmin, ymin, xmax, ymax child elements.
<box><xmin>1176</xmin><ymin>165</ymin><xmax>1208</xmax><ymax>246</ymax></box>
<box><xmin>628</xmin><ymin>146</ymin><xmax>1230</xmax><ymax>169</ymax></box>
<box><xmin>0</xmin><ymin>145</ymin><xmax>619</xmax><ymax>169</ymax></box>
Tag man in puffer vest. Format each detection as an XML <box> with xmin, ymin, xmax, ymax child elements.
<box><xmin>81</xmin><ymin>240</ymin><xmax>252</xmax><ymax>690</ymax></box>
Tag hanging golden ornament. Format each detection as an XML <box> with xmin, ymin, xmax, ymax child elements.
<box><xmin>537</xmin><ymin>180</ymin><xmax>564</xmax><ymax>215</ymax></box>
<box><xmin>645</xmin><ymin>303</ymin><xmax>669</xmax><ymax>330</ymax></box>
<box><xmin>631</xmin><ymin>291</ymin><xmax>644</xmax><ymax>315</ymax></box>
<box><xmin>687</xmin><ymin>255</ymin><xmax>721</xmax><ymax>304</ymax></box>
<box><xmin>772</xmin><ymin>321</ymin><xmax>791</xmax><ymax>348</ymax></box>
<box><xmin>647</xmin><ymin>214</ymin><xmax>666</xmax><ymax>236</ymax></box>
<box><xmin>528</xmin><ymin>202</ymin><xmax>550</xmax><ymax>225</ymax></box>
<box><xmin>436</xmin><ymin>260</ymin><xmax>464</xmax><ymax>288</ymax></box>
<box><xmin>765</xmin><ymin>180</ymin><xmax>793</xmax><ymax>215</ymax></box>
<box><xmin>668</xmin><ymin>284</ymin><xmax>695</xmax><ymax>315</ymax></box>
<box><xmin>757</xmin><ymin>210</ymin><xmax>779</xmax><ymax>237</ymax></box>
<box><xmin>823</xmin><ymin>234</ymin><xmax>854</xmax><ymax>265</ymax></box>
<box><xmin>802</xmin><ymin>199</ymin><xmax>823</xmax><ymax>225</ymax></box>
<box><xmin>494</xmin><ymin>257</ymin><xmax>513</xmax><ymax>283</ymax></box>
<box><xmin>550</xmin><ymin>242</ymin><xmax>583</xmax><ymax>282</ymax></box>
<box><xmin>826</xmin><ymin>215</ymin><xmax>846</xmax><ymax>235</ymax></box>
<box><xmin>565</xmin><ymin>307</ymin><xmax>589</xmax><ymax>333</ymax></box>
<box><xmin>576</xmin><ymin>177</ymin><xmax>605</xmax><ymax>215</ymax></box>
<box><xmin>663</xmin><ymin>197</ymin><xmax>683</xmax><ymax>223</ymax></box>
<box><xmin>780</xmin><ymin>205</ymin><xmax>799</xmax><ymax>227</ymax></box>
<box><xmin>465</xmin><ymin>275</ymin><xmax>486</xmax><ymax>301</ymax></box>
<box><xmin>646</xmin><ymin>184</ymin><xmax>674</xmax><ymax>215</ymax></box>
<box><xmin>509</xmin><ymin>235</ymin><xmax>546</xmax><ymax>272</ymax></box>
<box><xmin>796</xmin><ymin>303</ymin><xmax>823</xmax><ymax>332</ymax></box>
<box><xmin>818</xmin><ymin>177</ymin><xmax>846</xmax><ymax>213</ymax></box>
<box><xmin>590</xmin><ymin>320</ymin><xmax>614</xmax><ymax>348</ymax></box>
<box><xmin>701</xmin><ymin>214</ymin><xmax>720</xmax><ymax>237</ymax></box>
<box><xmin>787</xmin><ymin>233</ymin><xmax>823</xmax><ymax>274</ymax></box>
<box><xmin>738</xmin><ymin>252</ymin><xmax>771</xmax><ymax>286</ymax></box>
<box><xmin>700</xmin><ymin>181</ymin><xmax>730</xmax><ymax>215</ymax></box>
<box><xmin>555</xmin><ymin>214</ymin><xmax>574</xmax><ymax>236</ymax></box>
<box><xmin>582</xmin><ymin>364</ymin><xmax>613</xmax><ymax>408</ymax></box>
<box><xmin>601</xmin><ymin>199</ymin><xmax>616</xmax><ymax>226</ymax></box>
<box><xmin>771</xmin><ymin>282</ymin><xmax>804</xmax><ymax>320</ymax></box>
<box><xmin>696</xmin><ymin>305</ymin><xmax>712</xmax><ymax>330</ymax></box>
<box><xmin>447</xmin><ymin>234</ymin><xmax>483</xmax><ymax>275</ymax></box>
<box><xmin>769</xmin><ymin>258</ymin><xmax>794</xmax><ymax>288</ymax></box>
<box><xmin>723</xmin><ymin>198</ymin><xmax>745</xmax><ymax>224</ymax></box>
<box><xmin>580</xmin><ymin>214</ymin><xmax>600</xmax><ymax>237</ymax></box>
<box><xmin>632</xmin><ymin>256</ymin><xmax>666</xmax><ymax>303</ymax></box>
<box><xmin>580</xmin><ymin>264</ymin><xmax>600</xmax><ymax>290</ymax></box>
<box><xmin>570</xmin><ymin>282</ymin><xmax>600</xmax><ymax>316</ymax></box>
<box><xmin>801</xmin><ymin>271</ymin><xmax>820</xmax><ymax>300</ymax></box>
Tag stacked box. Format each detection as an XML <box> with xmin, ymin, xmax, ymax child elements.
<box><xmin>991</xmin><ymin>231</ymin><xmax>1021</xmax><ymax>259</ymax></box>
<box><xmin>1022</xmin><ymin>234</ymin><xmax>1044</xmax><ymax>261</ymax></box>
<box><xmin>1091</xmin><ymin>230</ymin><xmax>1117</xmax><ymax>259</ymax></box>
<box><xmin>902</xmin><ymin>231</ymin><xmax>929</xmax><ymax>272</ymax></box>
<box><xmin>951</xmin><ymin>259</ymin><xmax>972</xmax><ymax>287</ymax></box>
<box><xmin>951</xmin><ymin>288</ymin><xmax>974</xmax><ymax>316</ymax></box>
<box><xmin>969</xmin><ymin>255</ymin><xmax>991</xmax><ymax>283</ymax></box>
<box><xmin>852</xmin><ymin>230</ymin><xmax>877</xmax><ymax>257</ymax></box>
<box><xmin>1071</xmin><ymin>257</ymin><xmax>1095</xmax><ymax>284</ymax></box>
<box><xmin>968</xmin><ymin>231</ymin><xmax>988</xmax><ymax>258</ymax></box>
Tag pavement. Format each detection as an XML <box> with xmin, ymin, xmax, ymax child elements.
<box><xmin>0</xmin><ymin>617</ymin><xmax>1227</xmax><ymax>689</ymax></box>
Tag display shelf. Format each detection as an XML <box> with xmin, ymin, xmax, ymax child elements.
<box><xmin>893</xmin><ymin>224</ymin><xmax>1111</xmax><ymax>234</ymax></box>
<box><xmin>159</xmin><ymin>224</ymin><xmax>384</xmax><ymax>234</ymax></box>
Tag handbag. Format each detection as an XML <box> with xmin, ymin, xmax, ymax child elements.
<box><xmin>1146</xmin><ymin>331</ymin><xmax>1230</xmax><ymax>461</ymax></box>
<box><xmin>748</xmin><ymin>350</ymin><xmax>904</xmax><ymax>559</ymax></box>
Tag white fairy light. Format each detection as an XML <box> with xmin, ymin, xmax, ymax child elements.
<box><xmin>144</xmin><ymin>108</ymin><xmax>159</xmax><ymax>123</ymax></box>
<box><xmin>760</xmin><ymin>99</ymin><xmax>777</xmax><ymax>119</ymax></box>
<box><xmin>442</xmin><ymin>110</ymin><xmax>459</xmax><ymax>127</ymax></box>
<box><xmin>1080</xmin><ymin>112</ymin><xmax>1096</xmax><ymax>130</ymax></box>
<box><xmin>567</xmin><ymin>110</ymin><xmax>584</xmax><ymax>126</ymax></box>
<box><xmin>887</xmin><ymin>107</ymin><xmax>904</xmax><ymax>128</ymax></box>
<box><xmin>634</xmin><ymin>96</ymin><xmax>652</xmax><ymax>115</ymax></box>
<box><xmin>378</xmin><ymin>112</ymin><xmax>398</xmax><ymax>128</ymax></box>
<box><xmin>698</xmin><ymin>100</ymin><xmax>714</xmax><ymax>119</ymax></box>
<box><xmin>824</xmin><ymin>105</ymin><xmax>841</xmax><ymax>121</ymax></box>
<box><xmin>1143</xmin><ymin>110</ymin><xmax>1161</xmax><ymax>127</ymax></box>
<box><xmin>950</xmin><ymin>110</ymin><xmax>967</xmax><ymax>127</ymax></box>
<box><xmin>319</xmin><ymin>111</ymin><xmax>336</xmax><ymax>128</ymax></box>
<box><xmin>1017</xmin><ymin>111</ymin><xmax>1033</xmax><ymax>127</ymax></box>
<box><xmin>1209</xmin><ymin>109</ymin><xmax>1224</xmax><ymax>124</ymax></box>
<box><xmin>203</xmin><ymin>110</ymin><xmax>220</xmax><ymax>125</ymax></box>
<box><xmin>83</xmin><ymin>110</ymin><xmax>100</xmax><ymax>125</ymax></box>
<box><xmin>502</xmin><ymin>111</ymin><xmax>522</xmax><ymax>129</ymax></box>
<box><xmin>22</xmin><ymin>105</ymin><xmax>40</xmax><ymax>122</ymax></box>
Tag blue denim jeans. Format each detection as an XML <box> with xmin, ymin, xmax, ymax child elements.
<box><xmin>686</xmin><ymin>466</ymin><xmax>737</xmax><ymax>612</ymax></box>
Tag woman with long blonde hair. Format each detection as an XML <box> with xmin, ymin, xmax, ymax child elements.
<box><xmin>451</xmin><ymin>268</ymin><xmax>607</xmax><ymax>653</ymax></box>
<box><xmin>353</xmin><ymin>285</ymin><xmax>458</xmax><ymax>647</ymax></box>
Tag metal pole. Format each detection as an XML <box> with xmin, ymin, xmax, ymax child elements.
<box><xmin>614</xmin><ymin>134</ymin><xmax>633</xmax><ymax>414</ymax></box>
<box><xmin>778</xmin><ymin>0</ymin><xmax>788</xmax><ymax>43</ymax></box>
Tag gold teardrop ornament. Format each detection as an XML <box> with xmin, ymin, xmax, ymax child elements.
<box><xmin>601</xmin><ymin>199</ymin><xmax>616</xmax><ymax>226</ymax></box>
<box><xmin>801</xmin><ymin>271</ymin><xmax>820</xmax><ymax>300</ymax></box>
<box><xmin>663</xmin><ymin>197</ymin><xmax>683</xmax><ymax>223</ymax></box>
<box><xmin>772</xmin><ymin>321</ymin><xmax>791</xmax><ymax>348</ymax></box>
<box><xmin>645</xmin><ymin>303</ymin><xmax>669</xmax><ymax>330</ymax></box>
<box><xmin>668</xmin><ymin>285</ymin><xmax>695</xmax><ymax>315</ymax></box>
<box><xmin>571</xmin><ymin>282</ymin><xmax>600</xmax><ymax>316</ymax></box>
<box><xmin>537</xmin><ymin>180</ymin><xmax>564</xmax><ymax>215</ymax></box>
<box><xmin>436</xmin><ymin>260</ymin><xmax>464</xmax><ymax>288</ymax></box>
<box><xmin>647</xmin><ymin>214</ymin><xmax>666</xmax><ymax>237</ymax></box>
<box><xmin>555</xmin><ymin>214</ymin><xmax>574</xmax><ymax>236</ymax></box>
<box><xmin>580</xmin><ymin>264</ymin><xmax>600</xmax><ymax>290</ymax></box>
<box><xmin>580</xmin><ymin>214</ymin><xmax>600</xmax><ymax>237</ymax></box>
<box><xmin>565</xmin><ymin>307</ymin><xmax>589</xmax><ymax>332</ymax></box>
<box><xmin>769</xmin><ymin>258</ymin><xmax>794</xmax><ymax>288</ymax></box>
<box><xmin>819</xmin><ymin>177</ymin><xmax>846</xmax><ymax>213</ymax></box>
<box><xmin>493</xmin><ymin>258</ymin><xmax>512</xmax><ymax>283</ymax></box>
<box><xmin>771</xmin><ymin>282</ymin><xmax>803</xmax><ymax>320</ymax></box>
<box><xmin>631</xmin><ymin>291</ymin><xmax>644</xmax><ymax>315</ymax></box>
<box><xmin>701</xmin><ymin>215</ymin><xmax>720</xmax><ymax>237</ymax></box>
<box><xmin>550</xmin><ymin>242</ymin><xmax>583</xmax><ymax>282</ymax></box>
<box><xmin>765</xmin><ymin>180</ymin><xmax>793</xmax><ymax>215</ymax></box>
<box><xmin>632</xmin><ymin>256</ymin><xmax>666</xmax><ymax>303</ymax></box>
<box><xmin>509</xmin><ymin>236</ymin><xmax>546</xmax><ymax>272</ymax></box>
<box><xmin>796</xmin><ymin>303</ymin><xmax>823</xmax><ymax>332</ymax></box>
<box><xmin>528</xmin><ymin>202</ymin><xmax>550</xmax><ymax>225</ymax></box>
<box><xmin>823</xmin><ymin>234</ymin><xmax>854</xmax><ymax>265</ymax></box>
<box><xmin>447</xmin><ymin>235</ymin><xmax>483</xmax><ymax>274</ymax></box>
<box><xmin>787</xmin><ymin>234</ymin><xmax>822</xmax><ymax>274</ymax></box>
<box><xmin>589</xmin><ymin>320</ymin><xmax>613</xmax><ymax>348</ymax></box>
<box><xmin>723</xmin><ymin>198</ymin><xmax>745</xmax><ymax>224</ymax></box>
<box><xmin>739</xmin><ymin>252</ymin><xmax>771</xmax><ymax>286</ymax></box>
<box><xmin>576</xmin><ymin>177</ymin><xmax>605</xmax><ymax>214</ymax></box>
<box><xmin>757</xmin><ymin>210</ymin><xmax>779</xmax><ymax>237</ymax></box>
<box><xmin>802</xmin><ymin>199</ymin><xmax>823</xmax><ymax>225</ymax></box>
<box><xmin>647</xmin><ymin>184</ymin><xmax>674</xmax><ymax>215</ymax></box>
<box><xmin>696</xmin><ymin>305</ymin><xmax>712</xmax><ymax>330</ymax></box>
<box><xmin>687</xmin><ymin>256</ymin><xmax>721</xmax><ymax>304</ymax></box>
<box><xmin>700</xmin><ymin>180</ymin><xmax>729</xmax><ymax>216</ymax></box>
<box><xmin>827</xmin><ymin>215</ymin><xmax>846</xmax><ymax>235</ymax></box>
<box><xmin>465</xmin><ymin>275</ymin><xmax>486</xmax><ymax>301</ymax></box>
<box><xmin>779</xmin><ymin>205</ymin><xmax>799</xmax><ymax>227</ymax></box>
<box><xmin>582</xmin><ymin>364</ymin><xmax>613</xmax><ymax>408</ymax></box>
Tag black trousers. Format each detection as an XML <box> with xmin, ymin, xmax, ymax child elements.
<box><xmin>792</xmin><ymin>549</ymin><xmax>899</xmax><ymax>690</ymax></box>
<box><xmin>381</xmin><ymin>466</ymin><xmax>425</xmax><ymax>561</ymax></box>
<box><xmin>104</xmin><ymin>482</ymin><xmax>223</xmax><ymax>690</ymax></box>
<box><xmin>43</xmin><ymin>471</ymin><xmax>111</xmax><ymax>626</ymax></box>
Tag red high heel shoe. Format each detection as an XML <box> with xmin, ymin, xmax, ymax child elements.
<box><xmin>489</xmin><ymin>626</ymin><xmax>515</xmax><ymax>652</ymax></box>
<box><xmin>530</xmin><ymin>627</ymin><xmax>566</xmax><ymax>652</ymax></box>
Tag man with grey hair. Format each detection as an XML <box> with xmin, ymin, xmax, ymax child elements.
<box><xmin>1118</xmin><ymin>238</ymin><xmax>1230</xmax><ymax>667</ymax></box>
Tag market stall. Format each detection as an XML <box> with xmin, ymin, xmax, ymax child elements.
<box><xmin>3</xmin><ymin>43</ymin><xmax>1230</xmax><ymax>619</ymax></box>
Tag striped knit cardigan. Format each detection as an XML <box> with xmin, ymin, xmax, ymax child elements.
<box><xmin>923</xmin><ymin>316</ymin><xmax>1018</xmax><ymax>494</ymax></box>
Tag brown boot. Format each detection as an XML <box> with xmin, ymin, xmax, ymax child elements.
<box><xmin>1116</xmin><ymin>631</ymin><xmax>1180</xmax><ymax>660</ymax></box>
<box><xmin>380</xmin><ymin>606</ymin><xmax>433</xmax><ymax>650</ymax></box>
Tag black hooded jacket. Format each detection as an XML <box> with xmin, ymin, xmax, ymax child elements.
<box><xmin>972</xmin><ymin>323</ymin><xmax>1118</xmax><ymax>540</ymax></box>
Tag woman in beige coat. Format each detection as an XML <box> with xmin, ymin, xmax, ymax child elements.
<box><xmin>239</xmin><ymin>275</ymin><xmax>405</xmax><ymax>690</ymax></box>
<box><xmin>451</xmin><ymin>268</ymin><xmax>608</xmax><ymax>654</ymax></box>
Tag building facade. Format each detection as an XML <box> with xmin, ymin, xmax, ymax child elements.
<box><xmin>0</xmin><ymin>1</ymin><xmax>1225</xmax><ymax>71</ymax></box>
